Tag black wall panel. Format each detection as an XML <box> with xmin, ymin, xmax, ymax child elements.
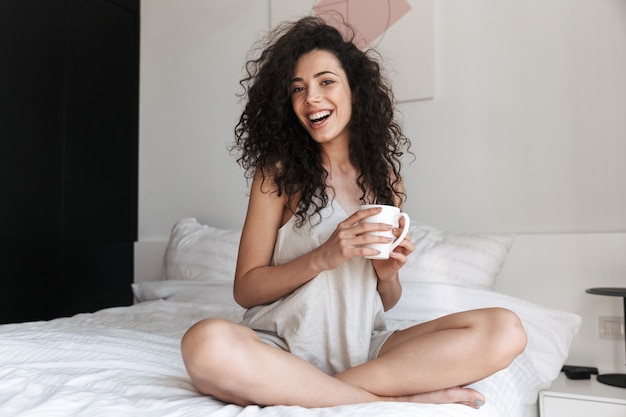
<box><xmin>0</xmin><ymin>0</ymin><xmax>65</xmax><ymax>239</ymax></box>
<box><xmin>63</xmin><ymin>0</ymin><xmax>138</xmax><ymax>241</ymax></box>
<box><xmin>0</xmin><ymin>0</ymin><xmax>139</xmax><ymax>323</ymax></box>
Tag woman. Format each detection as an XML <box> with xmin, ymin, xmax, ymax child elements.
<box><xmin>181</xmin><ymin>16</ymin><xmax>526</xmax><ymax>409</ymax></box>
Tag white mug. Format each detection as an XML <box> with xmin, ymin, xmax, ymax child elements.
<box><xmin>359</xmin><ymin>204</ymin><xmax>411</xmax><ymax>260</ymax></box>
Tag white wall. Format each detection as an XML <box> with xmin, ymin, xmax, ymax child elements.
<box><xmin>405</xmin><ymin>1</ymin><xmax>626</xmax><ymax>234</ymax></box>
<box><xmin>139</xmin><ymin>0</ymin><xmax>626</xmax><ymax>372</ymax></box>
<box><xmin>140</xmin><ymin>0</ymin><xmax>626</xmax><ymax>239</ymax></box>
<box><xmin>139</xmin><ymin>0</ymin><xmax>265</xmax><ymax>240</ymax></box>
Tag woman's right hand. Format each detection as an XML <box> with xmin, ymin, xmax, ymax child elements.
<box><xmin>313</xmin><ymin>207</ymin><xmax>393</xmax><ymax>271</ymax></box>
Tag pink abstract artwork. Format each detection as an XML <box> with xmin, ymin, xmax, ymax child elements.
<box><xmin>270</xmin><ymin>0</ymin><xmax>434</xmax><ymax>101</ymax></box>
<box><xmin>313</xmin><ymin>0</ymin><xmax>412</xmax><ymax>49</ymax></box>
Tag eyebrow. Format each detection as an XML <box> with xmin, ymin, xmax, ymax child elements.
<box><xmin>291</xmin><ymin>70</ymin><xmax>338</xmax><ymax>83</ymax></box>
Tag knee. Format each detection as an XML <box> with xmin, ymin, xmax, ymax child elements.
<box><xmin>181</xmin><ymin>318</ymin><xmax>242</xmax><ymax>381</ymax></box>
<box><xmin>485</xmin><ymin>308</ymin><xmax>527</xmax><ymax>367</ymax></box>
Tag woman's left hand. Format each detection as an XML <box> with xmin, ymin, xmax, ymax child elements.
<box><xmin>371</xmin><ymin>225</ymin><xmax>414</xmax><ymax>282</ymax></box>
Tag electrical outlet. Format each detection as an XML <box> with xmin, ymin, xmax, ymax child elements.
<box><xmin>599</xmin><ymin>316</ymin><xmax>624</xmax><ymax>340</ymax></box>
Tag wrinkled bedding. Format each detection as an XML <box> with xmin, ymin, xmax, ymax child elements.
<box><xmin>0</xmin><ymin>280</ymin><xmax>580</xmax><ymax>417</ymax></box>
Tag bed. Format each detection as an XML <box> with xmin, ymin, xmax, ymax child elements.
<box><xmin>0</xmin><ymin>218</ymin><xmax>581</xmax><ymax>417</ymax></box>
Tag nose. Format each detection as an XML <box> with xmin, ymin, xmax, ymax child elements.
<box><xmin>305</xmin><ymin>86</ymin><xmax>321</xmax><ymax>104</ymax></box>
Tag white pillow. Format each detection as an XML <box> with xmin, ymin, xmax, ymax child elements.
<box><xmin>163</xmin><ymin>218</ymin><xmax>512</xmax><ymax>290</ymax></box>
<box><xmin>132</xmin><ymin>280</ymin><xmax>246</xmax><ymax>322</ymax></box>
<box><xmin>400</xmin><ymin>223</ymin><xmax>514</xmax><ymax>290</ymax></box>
<box><xmin>162</xmin><ymin>218</ymin><xmax>241</xmax><ymax>282</ymax></box>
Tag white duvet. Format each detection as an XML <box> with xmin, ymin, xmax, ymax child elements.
<box><xmin>0</xmin><ymin>281</ymin><xmax>580</xmax><ymax>417</ymax></box>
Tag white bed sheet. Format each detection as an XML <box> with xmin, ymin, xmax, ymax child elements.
<box><xmin>0</xmin><ymin>298</ymin><xmax>509</xmax><ymax>417</ymax></box>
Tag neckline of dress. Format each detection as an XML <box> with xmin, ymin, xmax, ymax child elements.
<box><xmin>278</xmin><ymin>194</ymin><xmax>349</xmax><ymax>232</ymax></box>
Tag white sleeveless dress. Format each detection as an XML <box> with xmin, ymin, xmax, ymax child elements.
<box><xmin>239</xmin><ymin>197</ymin><xmax>394</xmax><ymax>375</ymax></box>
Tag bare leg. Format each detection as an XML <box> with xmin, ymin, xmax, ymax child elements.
<box><xmin>181</xmin><ymin>318</ymin><xmax>385</xmax><ymax>407</ymax></box>
<box><xmin>335</xmin><ymin>307</ymin><xmax>527</xmax><ymax>407</ymax></box>
<box><xmin>181</xmin><ymin>308</ymin><xmax>526</xmax><ymax>408</ymax></box>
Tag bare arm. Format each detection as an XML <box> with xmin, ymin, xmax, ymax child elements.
<box><xmin>371</xmin><ymin>179</ymin><xmax>414</xmax><ymax>311</ymax></box>
<box><xmin>372</xmin><ymin>224</ymin><xmax>413</xmax><ymax>311</ymax></box>
<box><xmin>233</xmin><ymin>171</ymin><xmax>395</xmax><ymax>309</ymax></box>
<box><xmin>233</xmin><ymin>172</ymin><xmax>321</xmax><ymax>308</ymax></box>
<box><xmin>375</xmin><ymin>274</ymin><xmax>400</xmax><ymax>311</ymax></box>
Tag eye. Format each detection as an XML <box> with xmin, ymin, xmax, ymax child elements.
<box><xmin>321</xmin><ymin>79</ymin><xmax>335</xmax><ymax>86</ymax></box>
<box><xmin>291</xmin><ymin>85</ymin><xmax>305</xmax><ymax>94</ymax></box>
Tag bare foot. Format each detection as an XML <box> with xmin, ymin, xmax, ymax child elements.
<box><xmin>399</xmin><ymin>386</ymin><xmax>485</xmax><ymax>409</ymax></box>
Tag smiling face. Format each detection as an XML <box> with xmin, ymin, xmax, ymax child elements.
<box><xmin>290</xmin><ymin>49</ymin><xmax>353</xmax><ymax>147</ymax></box>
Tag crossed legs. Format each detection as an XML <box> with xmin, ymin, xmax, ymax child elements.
<box><xmin>180</xmin><ymin>307</ymin><xmax>526</xmax><ymax>408</ymax></box>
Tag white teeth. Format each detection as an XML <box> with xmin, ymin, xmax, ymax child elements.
<box><xmin>309</xmin><ymin>110</ymin><xmax>330</xmax><ymax>121</ymax></box>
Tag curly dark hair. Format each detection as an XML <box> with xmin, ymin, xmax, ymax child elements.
<box><xmin>232</xmin><ymin>15</ymin><xmax>411</xmax><ymax>227</ymax></box>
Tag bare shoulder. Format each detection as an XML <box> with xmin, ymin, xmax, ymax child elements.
<box><xmin>244</xmin><ymin>169</ymin><xmax>286</xmax><ymax>236</ymax></box>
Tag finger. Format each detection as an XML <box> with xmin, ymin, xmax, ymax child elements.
<box><xmin>388</xmin><ymin>250</ymin><xmax>407</xmax><ymax>262</ymax></box>
<box><xmin>337</xmin><ymin>225</ymin><xmax>392</xmax><ymax>249</ymax></box>
<box><xmin>358</xmin><ymin>233</ymin><xmax>393</xmax><ymax>246</ymax></box>
<box><xmin>343</xmin><ymin>207</ymin><xmax>383</xmax><ymax>226</ymax></box>
<box><xmin>393</xmin><ymin>236</ymin><xmax>415</xmax><ymax>255</ymax></box>
<box><xmin>340</xmin><ymin>219</ymin><xmax>392</xmax><ymax>237</ymax></box>
<box><xmin>358</xmin><ymin>221</ymin><xmax>393</xmax><ymax>235</ymax></box>
<box><xmin>390</xmin><ymin>225</ymin><xmax>412</xmax><ymax>242</ymax></box>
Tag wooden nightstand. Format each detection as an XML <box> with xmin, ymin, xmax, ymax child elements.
<box><xmin>540</xmin><ymin>372</ymin><xmax>626</xmax><ymax>416</ymax></box>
